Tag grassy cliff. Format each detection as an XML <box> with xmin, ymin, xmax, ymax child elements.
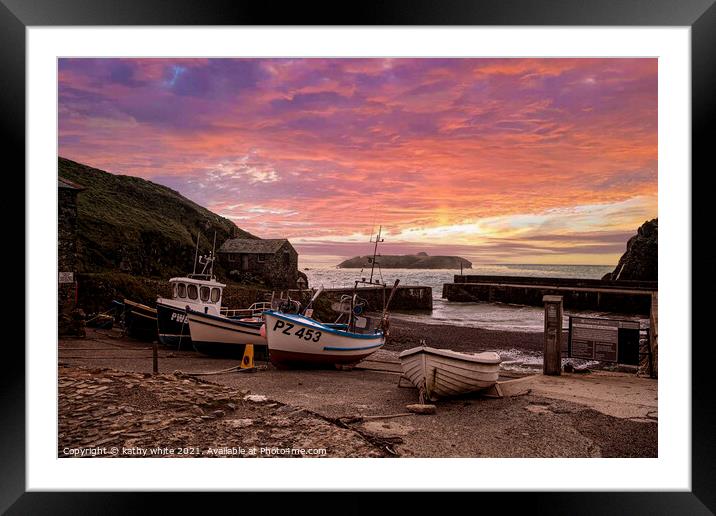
<box><xmin>59</xmin><ymin>157</ymin><xmax>257</xmax><ymax>278</ymax></box>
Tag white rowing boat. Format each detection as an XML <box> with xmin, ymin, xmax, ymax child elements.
<box><xmin>398</xmin><ymin>346</ymin><xmax>501</xmax><ymax>401</ymax></box>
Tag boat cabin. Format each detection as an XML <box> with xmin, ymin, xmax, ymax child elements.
<box><xmin>162</xmin><ymin>274</ymin><xmax>226</xmax><ymax>316</ymax></box>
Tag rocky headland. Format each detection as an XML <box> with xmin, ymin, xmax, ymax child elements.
<box><xmin>338</xmin><ymin>252</ymin><xmax>472</xmax><ymax>270</ymax></box>
<box><xmin>602</xmin><ymin>219</ymin><xmax>657</xmax><ymax>281</ymax></box>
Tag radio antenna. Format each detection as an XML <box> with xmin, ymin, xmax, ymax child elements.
<box><xmin>192</xmin><ymin>231</ymin><xmax>200</xmax><ymax>274</ymax></box>
<box><xmin>369</xmin><ymin>225</ymin><xmax>383</xmax><ymax>284</ymax></box>
<box><xmin>210</xmin><ymin>231</ymin><xmax>217</xmax><ymax>278</ymax></box>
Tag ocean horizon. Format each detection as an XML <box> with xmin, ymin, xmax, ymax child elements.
<box><xmin>301</xmin><ymin>263</ymin><xmax>634</xmax><ymax>334</ymax></box>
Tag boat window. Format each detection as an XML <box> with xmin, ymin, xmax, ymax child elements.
<box><xmin>200</xmin><ymin>286</ymin><xmax>210</xmax><ymax>302</ymax></box>
<box><xmin>172</xmin><ymin>282</ymin><xmax>177</xmax><ymax>298</ymax></box>
<box><xmin>187</xmin><ymin>284</ymin><xmax>198</xmax><ymax>300</ymax></box>
<box><xmin>211</xmin><ymin>288</ymin><xmax>221</xmax><ymax>303</ymax></box>
<box><xmin>177</xmin><ymin>283</ymin><xmax>187</xmax><ymax>298</ymax></box>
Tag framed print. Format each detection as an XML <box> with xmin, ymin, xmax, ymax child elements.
<box><xmin>6</xmin><ymin>0</ymin><xmax>714</xmax><ymax>512</ymax></box>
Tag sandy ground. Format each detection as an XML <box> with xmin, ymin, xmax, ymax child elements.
<box><xmin>386</xmin><ymin>317</ymin><xmax>544</xmax><ymax>352</ymax></box>
<box><xmin>57</xmin><ymin>328</ymin><xmax>657</xmax><ymax>458</ymax></box>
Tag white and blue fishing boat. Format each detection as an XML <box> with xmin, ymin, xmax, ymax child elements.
<box><xmin>263</xmin><ymin>280</ymin><xmax>399</xmax><ymax>368</ymax></box>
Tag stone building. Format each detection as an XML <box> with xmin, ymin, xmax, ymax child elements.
<box><xmin>58</xmin><ymin>177</ymin><xmax>84</xmax><ymax>334</ymax></box>
<box><xmin>217</xmin><ymin>238</ymin><xmax>302</xmax><ymax>289</ymax></box>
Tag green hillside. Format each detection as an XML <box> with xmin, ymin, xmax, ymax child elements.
<box><xmin>59</xmin><ymin>157</ymin><xmax>257</xmax><ymax>278</ymax></box>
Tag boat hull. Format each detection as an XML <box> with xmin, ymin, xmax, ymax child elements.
<box><xmin>122</xmin><ymin>299</ymin><xmax>158</xmax><ymax>341</ymax></box>
<box><xmin>264</xmin><ymin>311</ymin><xmax>385</xmax><ymax>368</ymax></box>
<box><xmin>156</xmin><ymin>301</ymin><xmax>193</xmax><ymax>348</ymax></box>
<box><xmin>186</xmin><ymin>309</ymin><xmax>268</xmax><ymax>359</ymax></box>
<box><xmin>399</xmin><ymin>346</ymin><xmax>501</xmax><ymax>401</ymax></box>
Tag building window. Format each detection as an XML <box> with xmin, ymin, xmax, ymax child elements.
<box><xmin>228</xmin><ymin>253</ymin><xmax>236</xmax><ymax>262</ymax></box>
<box><xmin>257</xmin><ymin>254</ymin><xmax>267</xmax><ymax>263</ymax></box>
<box><xmin>200</xmin><ymin>286</ymin><xmax>210</xmax><ymax>302</ymax></box>
<box><xmin>187</xmin><ymin>284</ymin><xmax>198</xmax><ymax>300</ymax></box>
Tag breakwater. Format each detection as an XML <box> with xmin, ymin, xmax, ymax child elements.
<box><xmin>310</xmin><ymin>285</ymin><xmax>433</xmax><ymax>317</ymax></box>
<box><xmin>443</xmin><ymin>275</ymin><xmax>655</xmax><ymax>315</ymax></box>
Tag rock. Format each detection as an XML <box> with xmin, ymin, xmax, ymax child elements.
<box><xmin>564</xmin><ymin>362</ymin><xmax>590</xmax><ymax>374</ymax></box>
<box><xmin>602</xmin><ymin>218</ymin><xmax>657</xmax><ymax>281</ymax></box>
<box><xmin>338</xmin><ymin>253</ymin><xmax>471</xmax><ymax>270</ymax></box>
<box><xmin>226</xmin><ymin>418</ymin><xmax>253</xmax><ymax>428</ymax></box>
<box><xmin>244</xmin><ymin>394</ymin><xmax>268</xmax><ymax>403</ymax></box>
<box><xmin>406</xmin><ymin>404</ymin><xmax>436</xmax><ymax>415</ymax></box>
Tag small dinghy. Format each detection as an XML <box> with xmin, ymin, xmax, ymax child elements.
<box><xmin>399</xmin><ymin>346</ymin><xmax>501</xmax><ymax>401</ymax></box>
<box><xmin>121</xmin><ymin>299</ymin><xmax>158</xmax><ymax>341</ymax></box>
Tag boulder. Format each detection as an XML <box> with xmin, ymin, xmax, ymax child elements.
<box><xmin>603</xmin><ymin>219</ymin><xmax>657</xmax><ymax>281</ymax></box>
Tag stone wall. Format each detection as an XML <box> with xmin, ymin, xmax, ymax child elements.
<box><xmin>298</xmin><ymin>285</ymin><xmax>433</xmax><ymax>320</ymax></box>
<box><xmin>443</xmin><ymin>282</ymin><xmax>652</xmax><ymax>315</ymax></box>
<box><xmin>58</xmin><ymin>187</ymin><xmax>80</xmax><ymax>334</ymax></box>
<box><xmin>75</xmin><ymin>272</ymin><xmax>271</xmax><ymax>315</ymax></box>
<box><xmin>58</xmin><ymin>188</ymin><xmax>79</xmax><ymax>272</ymax></box>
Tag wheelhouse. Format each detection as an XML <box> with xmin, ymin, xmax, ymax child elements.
<box><xmin>169</xmin><ymin>275</ymin><xmax>225</xmax><ymax>308</ymax></box>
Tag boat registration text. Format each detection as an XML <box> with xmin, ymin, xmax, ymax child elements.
<box><xmin>272</xmin><ymin>320</ymin><xmax>322</xmax><ymax>342</ymax></box>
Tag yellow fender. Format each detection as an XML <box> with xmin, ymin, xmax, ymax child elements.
<box><xmin>241</xmin><ymin>344</ymin><xmax>255</xmax><ymax>369</ymax></box>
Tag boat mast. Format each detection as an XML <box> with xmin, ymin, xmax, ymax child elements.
<box><xmin>192</xmin><ymin>231</ymin><xmax>200</xmax><ymax>274</ymax></box>
<box><xmin>369</xmin><ymin>225</ymin><xmax>383</xmax><ymax>284</ymax></box>
<box><xmin>209</xmin><ymin>231</ymin><xmax>217</xmax><ymax>278</ymax></box>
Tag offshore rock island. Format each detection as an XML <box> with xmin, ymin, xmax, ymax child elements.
<box><xmin>337</xmin><ymin>252</ymin><xmax>472</xmax><ymax>270</ymax></box>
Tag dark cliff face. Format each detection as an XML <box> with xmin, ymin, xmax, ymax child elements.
<box><xmin>59</xmin><ymin>157</ymin><xmax>257</xmax><ymax>279</ymax></box>
<box><xmin>603</xmin><ymin>218</ymin><xmax>658</xmax><ymax>281</ymax></box>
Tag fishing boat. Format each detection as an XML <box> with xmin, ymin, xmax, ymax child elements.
<box><xmin>398</xmin><ymin>345</ymin><xmax>502</xmax><ymax>401</ymax></box>
<box><xmin>121</xmin><ymin>298</ymin><xmax>158</xmax><ymax>341</ymax></box>
<box><xmin>263</xmin><ymin>310</ymin><xmax>386</xmax><ymax>368</ymax></box>
<box><xmin>186</xmin><ymin>304</ymin><xmax>269</xmax><ymax>358</ymax></box>
<box><xmin>156</xmin><ymin>232</ymin><xmax>270</xmax><ymax>356</ymax></box>
<box><xmin>263</xmin><ymin>280</ymin><xmax>399</xmax><ymax>368</ymax></box>
<box><xmin>156</xmin><ymin>275</ymin><xmax>226</xmax><ymax>348</ymax></box>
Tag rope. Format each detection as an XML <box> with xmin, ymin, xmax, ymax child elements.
<box><xmin>85</xmin><ymin>305</ymin><xmax>118</xmax><ymax>325</ymax></box>
<box><xmin>173</xmin><ymin>365</ymin><xmax>261</xmax><ymax>377</ymax></box>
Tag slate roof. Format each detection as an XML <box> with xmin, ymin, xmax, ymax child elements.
<box><xmin>218</xmin><ymin>238</ymin><xmax>290</xmax><ymax>254</ymax></box>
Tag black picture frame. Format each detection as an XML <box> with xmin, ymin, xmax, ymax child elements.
<box><xmin>5</xmin><ymin>0</ymin><xmax>714</xmax><ymax>513</ymax></box>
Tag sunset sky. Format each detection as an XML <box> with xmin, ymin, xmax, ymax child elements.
<box><xmin>58</xmin><ymin>58</ymin><xmax>657</xmax><ymax>267</ymax></box>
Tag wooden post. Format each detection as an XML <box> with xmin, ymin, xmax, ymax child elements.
<box><xmin>649</xmin><ymin>292</ymin><xmax>658</xmax><ymax>378</ymax></box>
<box><xmin>152</xmin><ymin>340</ymin><xmax>158</xmax><ymax>374</ymax></box>
<box><xmin>543</xmin><ymin>295</ymin><xmax>563</xmax><ymax>376</ymax></box>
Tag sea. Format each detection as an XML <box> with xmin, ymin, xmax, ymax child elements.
<box><xmin>303</xmin><ymin>263</ymin><xmax>652</xmax><ymax>372</ymax></box>
<box><xmin>303</xmin><ymin>263</ymin><xmax>646</xmax><ymax>333</ymax></box>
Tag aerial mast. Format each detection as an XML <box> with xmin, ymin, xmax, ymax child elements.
<box><xmin>192</xmin><ymin>230</ymin><xmax>200</xmax><ymax>275</ymax></box>
<box><xmin>209</xmin><ymin>231</ymin><xmax>217</xmax><ymax>278</ymax></box>
<box><xmin>369</xmin><ymin>225</ymin><xmax>383</xmax><ymax>284</ymax></box>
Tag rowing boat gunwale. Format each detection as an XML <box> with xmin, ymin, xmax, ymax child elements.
<box><xmin>398</xmin><ymin>345</ymin><xmax>502</xmax><ymax>365</ymax></box>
